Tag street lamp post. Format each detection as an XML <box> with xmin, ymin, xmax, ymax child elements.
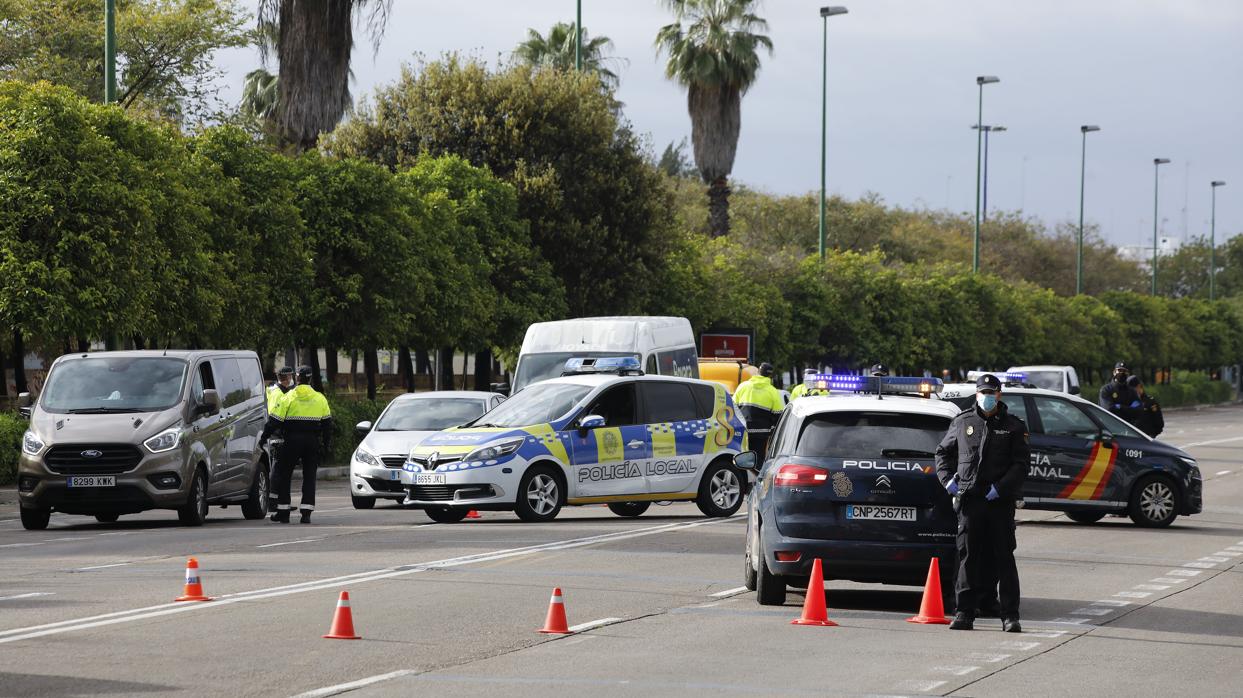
<box><xmin>1211</xmin><ymin>181</ymin><xmax>1226</xmax><ymax>301</ymax></box>
<box><xmin>817</xmin><ymin>6</ymin><xmax>848</xmax><ymax>260</ymax></box>
<box><xmin>971</xmin><ymin>125</ymin><xmax>1006</xmax><ymax>222</ymax></box>
<box><xmin>575</xmin><ymin>0</ymin><xmax>582</xmax><ymax>71</ymax></box>
<box><xmin>1076</xmin><ymin>125</ymin><xmax>1101</xmax><ymax>295</ymax></box>
<box><xmin>105</xmin><ymin>0</ymin><xmax>117</xmax><ymax>103</ymax></box>
<box><xmin>973</xmin><ymin>76</ymin><xmax>1000</xmax><ymax>273</ymax></box>
<box><xmin>1152</xmin><ymin>158</ymin><xmax>1171</xmax><ymax>295</ymax></box>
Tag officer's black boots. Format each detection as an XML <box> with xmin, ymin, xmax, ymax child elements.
<box><xmin>949</xmin><ymin>612</ymin><xmax>975</xmax><ymax>630</ymax></box>
<box><xmin>299</xmin><ymin>510</ymin><xmax>311</xmax><ymax>524</ymax></box>
<box><xmin>270</xmin><ymin>509</ymin><xmax>290</xmax><ymax>524</ymax></box>
<box><xmin>1002</xmin><ymin>617</ymin><xmax>1022</xmax><ymax>633</ymax></box>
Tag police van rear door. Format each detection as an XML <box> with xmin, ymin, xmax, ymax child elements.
<box><xmin>771</xmin><ymin>410</ymin><xmax>954</xmax><ymax>542</ymax></box>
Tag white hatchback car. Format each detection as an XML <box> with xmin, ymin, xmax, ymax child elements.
<box><xmin>349</xmin><ymin>391</ymin><xmax>505</xmax><ymax>509</ymax></box>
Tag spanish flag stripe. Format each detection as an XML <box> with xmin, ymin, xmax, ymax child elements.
<box><xmin>1058</xmin><ymin>443</ymin><xmax>1100</xmax><ymax>499</ymax></box>
<box><xmin>1088</xmin><ymin>446</ymin><xmax>1119</xmax><ymax>500</ymax></box>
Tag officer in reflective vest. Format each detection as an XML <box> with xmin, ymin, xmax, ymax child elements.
<box><xmin>791</xmin><ymin>368</ymin><xmax>830</xmax><ymax>400</ymax></box>
<box><xmin>266</xmin><ymin>366</ymin><xmax>295</xmax><ymax>414</ymax></box>
<box><xmin>733</xmin><ymin>363</ymin><xmax>784</xmax><ymax>462</ymax></box>
<box><xmin>262</xmin><ymin>366</ymin><xmax>332</xmax><ymax>524</ymax></box>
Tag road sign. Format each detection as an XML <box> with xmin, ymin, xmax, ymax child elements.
<box><xmin>700</xmin><ymin>332</ymin><xmax>753</xmax><ymax>363</ymax></box>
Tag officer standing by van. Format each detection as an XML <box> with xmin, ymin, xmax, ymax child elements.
<box><xmin>734</xmin><ymin>363</ymin><xmax>784</xmax><ymax>461</ymax></box>
<box><xmin>262</xmin><ymin>366</ymin><xmax>332</xmax><ymax>524</ymax></box>
<box><xmin>266</xmin><ymin>366</ymin><xmax>295</xmax><ymax>413</ymax></box>
<box><xmin>935</xmin><ymin>373</ymin><xmax>1029</xmax><ymax>633</ymax></box>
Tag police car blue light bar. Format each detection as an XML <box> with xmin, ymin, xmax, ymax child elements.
<box><xmin>966</xmin><ymin>370</ymin><xmax>1027</xmax><ymax>384</ymax></box>
<box><xmin>815</xmin><ymin>374</ymin><xmax>943</xmax><ymax>395</ymax></box>
<box><xmin>562</xmin><ymin>356</ymin><xmax>644</xmax><ymax>376</ymax></box>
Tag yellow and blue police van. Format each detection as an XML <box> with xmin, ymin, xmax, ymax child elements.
<box><xmin>400</xmin><ymin>357</ymin><xmax>749</xmax><ymax>523</ymax></box>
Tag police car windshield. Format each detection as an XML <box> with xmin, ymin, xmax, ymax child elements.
<box><xmin>513</xmin><ymin>352</ymin><xmax>638</xmax><ymax>393</ymax></box>
<box><xmin>375</xmin><ymin>398</ymin><xmax>487</xmax><ymax>432</ymax></box>
<box><xmin>1024</xmin><ymin>371</ymin><xmax>1063</xmax><ymax>391</ymax></box>
<box><xmin>470</xmin><ymin>383</ymin><xmax>591</xmax><ymax>428</ymax></box>
<box><xmin>40</xmin><ymin>357</ymin><xmax>188</xmax><ymax>413</ymax></box>
<box><xmin>1085</xmin><ymin>404</ymin><xmax>1146</xmax><ymax>440</ymax></box>
<box><xmin>796</xmin><ymin>412</ymin><xmax>950</xmax><ymax>459</ymax></box>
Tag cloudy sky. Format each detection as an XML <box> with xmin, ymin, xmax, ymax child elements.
<box><xmin>214</xmin><ymin>0</ymin><xmax>1242</xmax><ymax>248</ymax></box>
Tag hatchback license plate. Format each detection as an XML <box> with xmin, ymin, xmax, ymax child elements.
<box><xmin>415</xmin><ymin>473</ymin><xmax>446</xmax><ymax>485</ymax></box>
<box><xmin>846</xmin><ymin>504</ymin><xmax>915</xmax><ymax>521</ymax></box>
<box><xmin>67</xmin><ymin>476</ymin><xmax>116</xmax><ymax>488</ymax></box>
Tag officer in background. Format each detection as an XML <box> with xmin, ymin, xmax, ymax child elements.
<box><xmin>935</xmin><ymin>373</ymin><xmax>1029</xmax><ymax>633</ymax></box>
<box><xmin>1126</xmin><ymin>375</ymin><xmax>1164</xmax><ymax>438</ymax></box>
<box><xmin>790</xmin><ymin>369</ymin><xmax>830</xmax><ymax>399</ymax></box>
<box><xmin>1099</xmin><ymin>362</ymin><xmax>1137</xmax><ymax>413</ymax></box>
<box><xmin>733</xmin><ymin>362</ymin><xmax>784</xmax><ymax>461</ymax></box>
<box><xmin>266</xmin><ymin>366</ymin><xmax>295</xmax><ymax>413</ymax></box>
<box><xmin>262</xmin><ymin>366</ymin><xmax>332</xmax><ymax>524</ymax></box>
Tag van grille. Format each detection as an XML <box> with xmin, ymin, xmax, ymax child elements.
<box><xmin>44</xmin><ymin>445</ymin><xmax>144</xmax><ymax>475</ymax></box>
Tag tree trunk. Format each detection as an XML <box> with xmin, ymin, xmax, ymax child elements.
<box><xmin>308</xmin><ymin>345</ymin><xmax>323</xmax><ymax>393</ymax></box>
<box><xmin>364</xmin><ymin>347</ymin><xmax>378</xmax><ymax>401</ymax></box>
<box><xmin>415</xmin><ymin>349</ymin><xmax>431</xmax><ymax>375</ymax></box>
<box><xmin>0</xmin><ymin>342</ymin><xmax>7</xmax><ymax>396</ymax></box>
<box><xmin>399</xmin><ymin>346</ymin><xmax>414</xmax><ymax>392</ymax></box>
<box><xmin>474</xmin><ymin>350</ymin><xmax>492</xmax><ymax>392</ymax></box>
<box><xmin>13</xmin><ymin>329</ymin><xmax>27</xmax><ymax>394</ymax></box>
<box><xmin>274</xmin><ymin>0</ymin><xmax>355</xmax><ymax>151</ymax></box>
<box><xmin>349</xmin><ymin>350</ymin><xmax>358</xmax><ymax>392</ymax></box>
<box><xmin>324</xmin><ymin>345</ymin><xmax>339</xmax><ymax>393</ymax></box>
<box><xmin>438</xmin><ymin>347</ymin><xmax>454</xmax><ymax>392</ymax></box>
<box><xmin>707</xmin><ymin>177</ymin><xmax>732</xmax><ymax>238</ymax></box>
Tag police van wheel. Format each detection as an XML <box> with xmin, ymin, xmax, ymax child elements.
<box><xmin>607</xmin><ymin>502</ymin><xmax>650</xmax><ymax>518</ymax></box>
<box><xmin>696</xmin><ymin>461</ymin><xmax>744</xmax><ymax>518</ymax></box>
<box><xmin>1066</xmin><ymin>511</ymin><xmax>1106</xmax><ymax>524</ymax></box>
<box><xmin>756</xmin><ymin>548</ymin><xmax>786</xmax><ymax>606</ymax></box>
<box><xmin>241</xmin><ymin>466</ymin><xmax>270</xmax><ymax>520</ymax></box>
<box><xmin>1129</xmin><ymin>475</ymin><xmax>1179</xmax><ymax>528</ymax></box>
<box><xmin>177</xmin><ymin>470</ymin><xmax>208</xmax><ymax>527</ymax></box>
<box><xmin>515</xmin><ymin>466</ymin><xmax>564</xmax><ymax>523</ymax></box>
<box><xmin>425</xmin><ymin>506</ymin><xmax>468</xmax><ymax>524</ymax></box>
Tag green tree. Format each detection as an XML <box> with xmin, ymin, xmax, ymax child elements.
<box><xmin>657</xmin><ymin>138</ymin><xmax>696</xmax><ymax>178</ymax></box>
<box><xmin>514</xmin><ymin>22</ymin><xmax>622</xmax><ymax>90</ymax></box>
<box><xmin>0</xmin><ymin>0</ymin><xmax>251</xmax><ymax>121</ymax></box>
<box><xmin>1156</xmin><ymin>237</ymin><xmax>1212</xmax><ymax>299</ymax></box>
<box><xmin>656</xmin><ymin>0</ymin><xmax>772</xmax><ymax>237</ymax></box>
<box><xmin>239</xmin><ymin>68</ymin><xmax>278</xmax><ymax>120</ymax></box>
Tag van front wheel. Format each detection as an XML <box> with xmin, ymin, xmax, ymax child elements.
<box><xmin>20</xmin><ymin>506</ymin><xmax>50</xmax><ymax>531</ymax></box>
<box><xmin>178</xmin><ymin>470</ymin><xmax>208</xmax><ymax>526</ymax></box>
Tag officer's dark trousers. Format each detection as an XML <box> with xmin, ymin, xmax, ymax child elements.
<box><xmin>956</xmin><ymin>495</ymin><xmax>1020</xmax><ymax>618</ymax></box>
<box><xmin>748</xmin><ymin>433</ymin><xmax>770</xmax><ymax>464</ymax></box>
<box><xmin>272</xmin><ymin>434</ymin><xmax>320</xmax><ymax>512</ymax></box>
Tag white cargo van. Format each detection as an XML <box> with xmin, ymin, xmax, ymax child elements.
<box><xmin>511</xmin><ymin>317</ymin><xmax>698</xmax><ymax>393</ymax></box>
<box><xmin>1007</xmin><ymin>365</ymin><xmax>1082</xmax><ymax>395</ymax></box>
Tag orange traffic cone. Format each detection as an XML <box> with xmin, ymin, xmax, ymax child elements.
<box><xmin>323</xmin><ymin>591</ymin><xmax>361</xmax><ymax>639</ymax></box>
<box><xmin>465</xmin><ymin>510</ymin><xmax>482</xmax><ymax>519</ymax></box>
<box><xmin>537</xmin><ymin>587</ymin><xmax>572</xmax><ymax>634</ymax></box>
<box><xmin>791</xmin><ymin>558</ymin><xmax>837</xmax><ymax>626</ymax></box>
<box><xmin>906</xmin><ymin>557</ymin><xmax>951</xmax><ymax>625</ymax></box>
<box><xmin>174</xmin><ymin>557</ymin><xmax>213</xmax><ymax>602</ymax></box>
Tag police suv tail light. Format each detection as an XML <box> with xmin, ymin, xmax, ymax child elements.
<box><xmin>464</xmin><ymin>437</ymin><xmax>525</xmax><ymax>463</ymax></box>
<box><xmin>774</xmin><ymin>464</ymin><xmax>829</xmax><ymax>487</ymax></box>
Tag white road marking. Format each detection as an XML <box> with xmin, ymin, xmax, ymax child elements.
<box><xmin>1024</xmin><ymin>630</ymin><xmax>1069</xmax><ymax>638</ymax></box>
<box><xmin>1114</xmin><ymin>591</ymin><xmax>1151</xmax><ymax>598</ymax></box>
<box><xmin>256</xmin><ymin>538</ymin><xmax>323</xmax><ymax>549</ymax></box>
<box><xmin>77</xmin><ymin>563</ymin><xmax>131</xmax><ymax>571</ymax></box>
<box><xmin>291</xmin><ymin>669</ymin><xmax>416</xmax><ymax>698</ymax></box>
<box><xmin>1166</xmin><ymin>569</ymin><xmax>1202</xmax><ymax>577</ymax></box>
<box><xmin>999</xmin><ymin>641</ymin><xmax>1042</xmax><ymax>651</ymax></box>
<box><xmin>1150</xmin><ymin>578</ymin><xmax>1185</xmax><ymax>584</ymax></box>
<box><xmin>894</xmin><ymin>680</ymin><xmax>947</xmax><ymax>692</ymax></box>
<box><xmin>711</xmin><ymin>586</ymin><xmax>748</xmax><ymax>598</ymax></box>
<box><xmin>932</xmin><ymin>665</ymin><xmax>980</xmax><ymax>676</ymax></box>
<box><xmin>0</xmin><ymin>542</ymin><xmax>43</xmax><ymax>548</ymax></box>
<box><xmin>1215</xmin><ymin>470</ymin><xmax>1231</xmax><ymax>476</ymax></box>
<box><xmin>1049</xmin><ymin>617</ymin><xmax>1090</xmax><ymax>624</ymax></box>
<box><xmin>1214</xmin><ymin>551</ymin><xmax>1241</xmax><ymax>557</ymax></box>
<box><xmin>1182</xmin><ymin>562</ymin><xmax>1216</xmax><ymax>569</ymax></box>
<box><xmin>965</xmin><ymin>652</ymin><xmax>1011</xmax><ymax>663</ymax></box>
<box><xmin>43</xmin><ymin>537</ymin><xmax>88</xmax><ymax>542</ymax></box>
<box><xmin>1198</xmin><ymin>556</ymin><xmax>1229</xmax><ymax>563</ymax></box>
<box><xmin>1092</xmin><ymin>599</ymin><xmax>1132</xmax><ymax>607</ymax></box>
<box><xmin>0</xmin><ymin>593</ymin><xmax>54</xmax><ymax>602</ymax></box>
<box><xmin>566</xmin><ymin>617</ymin><xmax>622</xmax><ymax>633</ymax></box>
<box><xmin>0</xmin><ymin>515</ymin><xmax>741</xmax><ymax>645</ymax></box>
<box><xmin>1133</xmin><ymin>584</ymin><xmax>1170</xmax><ymax>591</ymax></box>
<box><xmin>1071</xmin><ymin>607</ymin><xmax>1114</xmax><ymax>616</ymax></box>
<box><xmin>1177</xmin><ymin>436</ymin><xmax>1243</xmax><ymax>449</ymax></box>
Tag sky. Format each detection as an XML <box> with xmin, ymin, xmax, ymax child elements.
<box><xmin>213</xmin><ymin>0</ymin><xmax>1243</xmax><ymax>249</ymax></box>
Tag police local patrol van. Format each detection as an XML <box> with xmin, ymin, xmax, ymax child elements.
<box><xmin>401</xmin><ymin>357</ymin><xmax>749</xmax><ymax>523</ymax></box>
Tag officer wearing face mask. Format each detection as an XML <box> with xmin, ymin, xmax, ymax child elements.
<box><xmin>935</xmin><ymin>373</ymin><xmax>1029</xmax><ymax>633</ymax></box>
<box><xmin>1099</xmin><ymin>362</ymin><xmax>1137</xmax><ymax>414</ymax></box>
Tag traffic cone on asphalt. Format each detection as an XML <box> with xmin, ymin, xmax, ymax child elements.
<box><xmin>323</xmin><ymin>591</ymin><xmax>361</xmax><ymax>640</ymax></box>
<box><xmin>907</xmin><ymin>557</ymin><xmax>951</xmax><ymax>625</ymax></box>
<box><xmin>791</xmin><ymin>558</ymin><xmax>837</xmax><ymax>627</ymax></box>
<box><xmin>465</xmin><ymin>510</ymin><xmax>482</xmax><ymax>519</ymax></box>
<box><xmin>537</xmin><ymin>587</ymin><xmax>572</xmax><ymax>634</ymax></box>
<box><xmin>174</xmin><ymin>557</ymin><xmax>213</xmax><ymax>602</ymax></box>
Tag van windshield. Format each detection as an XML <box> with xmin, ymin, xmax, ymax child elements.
<box><xmin>1023</xmin><ymin>371</ymin><xmax>1063</xmax><ymax>391</ymax></box>
<box><xmin>40</xmin><ymin>357</ymin><xmax>188</xmax><ymax>413</ymax></box>
<box><xmin>512</xmin><ymin>352</ymin><xmax>638</xmax><ymax>393</ymax></box>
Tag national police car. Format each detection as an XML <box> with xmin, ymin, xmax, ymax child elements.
<box><xmin>735</xmin><ymin>375</ymin><xmax>959</xmax><ymax>607</ymax></box>
<box><xmin>939</xmin><ymin>373</ymin><xmax>1201</xmax><ymax>527</ymax></box>
<box><xmin>400</xmin><ymin>357</ymin><xmax>749</xmax><ymax>523</ymax></box>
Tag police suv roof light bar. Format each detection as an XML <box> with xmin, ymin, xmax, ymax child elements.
<box><xmin>812</xmin><ymin>374</ymin><xmax>942</xmax><ymax>399</ymax></box>
<box><xmin>562</xmin><ymin>356</ymin><xmax>645</xmax><ymax>377</ymax></box>
<box><xmin>966</xmin><ymin>370</ymin><xmax>1028</xmax><ymax>386</ymax></box>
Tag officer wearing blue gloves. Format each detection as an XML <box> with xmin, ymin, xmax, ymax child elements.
<box><xmin>935</xmin><ymin>373</ymin><xmax>1029</xmax><ymax>632</ymax></box>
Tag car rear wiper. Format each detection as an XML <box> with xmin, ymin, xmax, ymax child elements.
<box><xmin>881</xmin><ymin>448</ymin><xmax>935</xmax><ymax>458</ymax></box>
<box><xmin>66</xmin><ymin>407</ymin><xmax>145</xmax><ymax>414</ymax></box>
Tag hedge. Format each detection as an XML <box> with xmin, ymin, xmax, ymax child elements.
<box><xmin>0</xmin><ymin>412</ymin><xmax>25</xmax><ymax>486</ymax></box>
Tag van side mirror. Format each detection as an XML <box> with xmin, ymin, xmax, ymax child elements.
<box><xmin>578</xmin><ymin>415</ymin><xmax>606</xmax><ymax>431</ymax></box>
<box><xmin>355</xmin><ymin>421</ymin><xmax>373</xmax><ymax>437</ymax></box>
<box><xmin>733</xmin><ymin>451</ymin><xmax>758</xmax><ymax>471</ymax></box>
<box><xmin>18</xmin><ymin>392</ymin><xmax>32</xmax><ymax>408</ymax></box>
<box><xmin>198</xmin><ymin>389</ymin><xmax>222</xmax><ymax>416</ymax></box>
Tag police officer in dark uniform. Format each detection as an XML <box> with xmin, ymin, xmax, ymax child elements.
<box><xmin>935</xmin><ymin>373</ymin><xmax>1029</xmax><ymax>632</ymax></box>
<box><xmin>1125</xmin><ymin>375</ymin><xmax>1164</xmax><ymax>438</ymax></box>
<box><xmin>1099</xmin><ymin>362</ymin><xmax>1137</xmax><ymax>414</ymax></box>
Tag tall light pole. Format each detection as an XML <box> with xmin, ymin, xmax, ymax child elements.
<box><xmin>973</xmin><ymin>76</ymin><xmax>1000</xmax><ymax>273</ymax></box>
<box><xmin>1076</xmin><ymin>125</ymin><xmax>1101</xmax><ymax>295</ymax></box>
<box><xmin>1152</xmin><ymin>158</ymin><xmax>1171</xmax><ymax>295</ymax></box>
<box><xmin>1211</xmin><ymin>180</ymin><xmax>1226</xmax><ymax>301</ymax></box>
<box><xmin>575</xmin><ymin>0</ymin><xmax>582</xmax><ymax>71</ymax></box>
<box><xmin>105</xmin><ymin>0</ymin><xmax>117</xmax><ymax>103</ymax></box>
<box><xmin>817</xmin><ymin>6</ymin><xmax>848</xmax><ymax>260</ymax></box>
<box><xmin>971</xmin><ymin>124</ymin><xmax>1006</xmax><ymax>222</ymax></box>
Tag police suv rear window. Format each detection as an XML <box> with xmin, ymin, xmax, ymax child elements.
<box><xmin>795</xmin><ymin>412</ymin><xmax>950</xmax><ymax>459</ymax></box>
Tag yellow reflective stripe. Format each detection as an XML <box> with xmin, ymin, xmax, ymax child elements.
<box><xmin>649</xmin><ymin>423</ymin><xmax>677</xmax><ymax>457</ymax></box>
<box><xmin>568</xmin><ymin>492</ymin><xmax>697</xmax><ymax>505</ymax></box>
<box><xmin>522</xmin><ymin>424</ymin><xmax>568</xmax><ymax>463</ymax></box>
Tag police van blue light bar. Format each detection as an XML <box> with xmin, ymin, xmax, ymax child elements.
<box><xmin>966</xmin><ymin>370</ymin><xmax>1027</xmax><ymax>384</ymax></box>
<box><xmin>816</xmin><ymin>374</ymin><xmax>943</xmax><ymax>395</ymax></box>
<box><xmin>563</xmin><ymin>356</ymin><xmax>644</xmax><ymax>376</ymax></box>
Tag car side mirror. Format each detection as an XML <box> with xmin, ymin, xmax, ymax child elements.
<box><xmin>18</xmin><ymin>392</ymin><xmax>32</xmax><ymax>408</ymax></box>
<box><xmin>578</xmin><ymin>415</ymin><xmax>606</xmax><ymax>431</ymax></box>
<box><xmin>198</xmin><ymin>389</ymin><xmax>222</xmax><ymax>416</ymax></box>
<box><xmin>1069</xmin><ymin>385</ymin><xmax>1081</xmax><ymax>395</ymax></box>
<box><xmin>1099</xmin><ymin>431</ymin><xmax>1114</xmax><ymax>448</ymax></box>
<box><xmin>490</xmin><ymin>382</ymin><xmax>510</xmax><ymax>395</ymax></box>
<box><xmin>355</xmin><ymin>421</ymin><xmax>373</xmax><ymax>437</ymax></box>
<box><xmin>733</xmin><ymin>451</ymin><xmax>758</xmax><ymax>471</ymax></box>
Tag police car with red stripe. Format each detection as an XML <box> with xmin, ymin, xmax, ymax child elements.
<box><xmin>938</xmin><ymin>372</ymin><xmax>1202</xmax><ymax>527</ymax></box>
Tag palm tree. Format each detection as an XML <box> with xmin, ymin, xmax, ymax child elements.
<box><xmin>257</xmin><ymin>0</ymin><xmax>392</xmax><ymax>151</ymax></box>
<box><xmin>240</xmin><ymin>68</ymin><xmax>279</xmax><ymax>120</ymax></box>
<box><xmin>655</xmin><ymin>0</ymin><xmax>772</xmax><ymax>237</ymax></box>
<box><xmin>514</xmin><ymin>22</ymin><xmax>621</xmax><ymax>90</ymax></box>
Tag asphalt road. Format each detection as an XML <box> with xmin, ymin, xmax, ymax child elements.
<box><xmin>1</xmin><ymin>404</ymin><xmax>1241</xmax><ymax>697</ymax></box>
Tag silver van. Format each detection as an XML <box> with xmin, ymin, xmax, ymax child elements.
<box><xmin>16</xmin><ymin>350</ymin><xmax>271</xmax><ymax>530</ymax></box>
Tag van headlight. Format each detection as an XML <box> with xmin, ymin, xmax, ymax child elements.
<box><xmin>353</xmin><ymin>448</ymin><xmax>381</xmax><ymax>467</ymax></box>
<box><xmin>22</xmin><ymin>430</ymin><xmax>45</xmax><ymax>456</ymax></box>
<box><xmin>464</xmin><ymin>438</ymin><xmax>525</xmax><ymax>463</ymax></box>
<box><xmin>144</xmin><ymin>428</ymin><xmax>181</xmax><ymax>453</ymax></box>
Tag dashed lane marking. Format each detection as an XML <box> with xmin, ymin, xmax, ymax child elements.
<box><xmin>1176</xmin><ymin>436</ymin><xmax>1243</xmax><ymax>449</ymax></box>
<box><xmin>0</xmin><ymin>593</ymin><xmax>54</xmax><ymax>602</ymax></box>
<box><xmin>1071</xmin><ymin>607</ymin><xmax>1114</xmax><ymax>616</ymax></box>
<box><xmin>1198</xmin><ymin>556</ymin><xmax>1229</xmax><ymax>563</ymax></box>
<box><xmin>1114</xmin><ymin>591</ymin><xmax>1151</xmax><ymax>598</ymax></box>
<box><xmin>965</xmin><ymin>652</ymin><xmax>1011</xmax><ymax>663</ymax></box>
<box><xmin>931</xmin><ymin>665</ymin><xmax>980</xmax><ymax>676</ymax></box>
<box><xmin>1092</xmin><ymin>599</ymin><xmax>1132</xmax><ymax>607</ymax></box>
<box><xmin>291</xmin><ymin>670</ymin><xmax>417</xmax><ymax>698</ymax></box>
<box><xmin>256</xmin><ymin>538</ymin><xmax>324</xmax><ymax>549</ymax></box>
<box><xmin>1167</xmin><ymin>569</ymin><xmax>1202</xmax><ymax>577</ymax></box>
<box><xmin>1133</xmin><ymin>584</ymin><xmax>1170</xmax><ymax>591</ymax></box>
<box><xmin>894</xmin><ymin>679</ymin><xmax>947</xmax><ymax>693</ymax></box>
<box><xmin>998</xmin><ymin>640</ymin><xmax>1042</xmax><ymax>651</ymax></box>
<box><xmin>76</xmin><ymin>563</ymin><xmax>131</xmax><ymax>571</ymax></box>
<box><xmin>711</xmin><ymin>586</ymin><xmax>749</xmax><ymax>598</ymax></box>
<box><xmin>1149</xmin><ymin>578</ymin><xmax>1186</xmax><ymax>584</ymax></box>
<box><xmin>1215</xmin><ymin>470</ymin><xmax>1231</xmax><ymax>476</ymax></box>
<box><xmin>1182</xmin><ymin>562</ymin><xmax>1216</xmax><ymax>569</ymax></box>
<box><xmin>566</xmin><ymin>617</ymin><xmax>622</xmax><ymax>633</ymax></box>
